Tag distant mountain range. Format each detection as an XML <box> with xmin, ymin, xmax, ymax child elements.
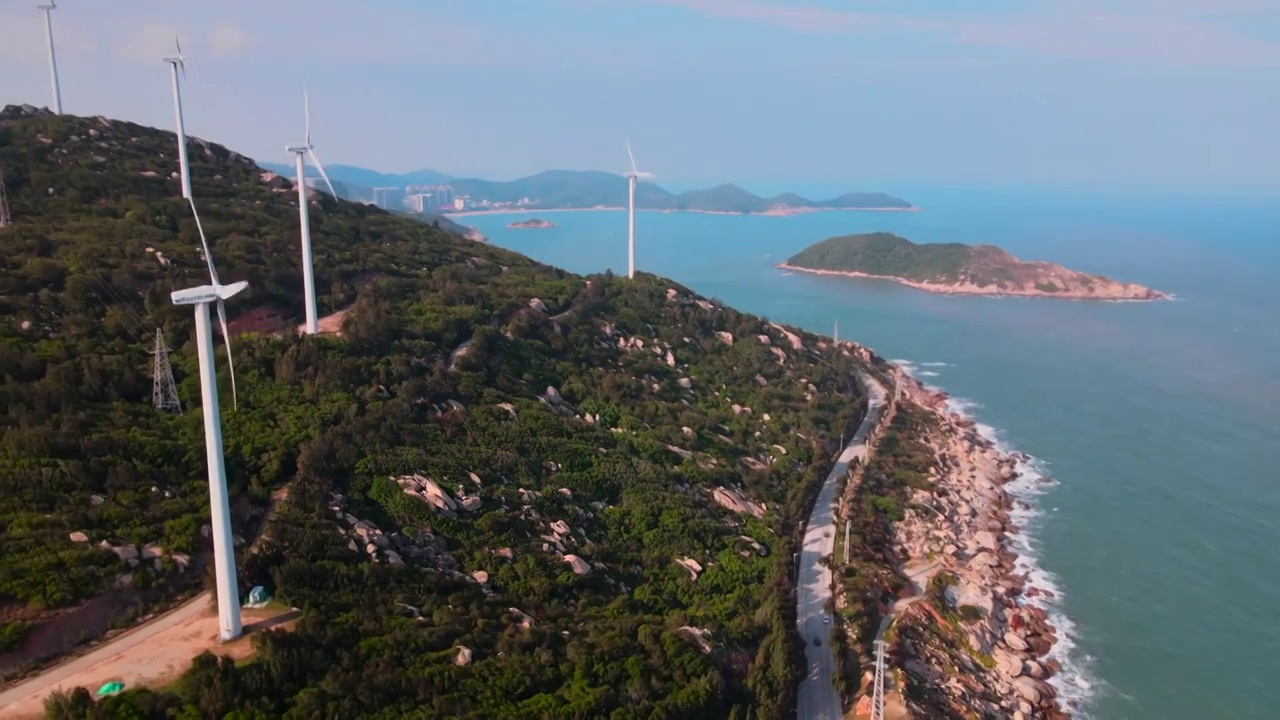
<box><xmin>259</xmin><ymin>163</ymin><xmax>912</xmax><ymax>214</ymax></box>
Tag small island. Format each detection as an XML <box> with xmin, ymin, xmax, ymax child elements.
<box><xmin>507</xmin><ymin>217</ymin><xmax>556</xmax><ymax>229</ymax></box>
<box><xmin>779</xmin><ymin>232</ymin><xmax>1169</xmax><ymax>300</ymax></box>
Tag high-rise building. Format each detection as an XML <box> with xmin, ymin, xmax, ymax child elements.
<box><xmin>372</xmin><ymin>187</ymin><xmax>404</xmax><ymax>210</ymax></box>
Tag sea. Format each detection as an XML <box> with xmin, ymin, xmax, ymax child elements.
<box><xmin>460</xmin><ymin>186</ymin><xmax>1280</xmax><ymax>720</ymax></box>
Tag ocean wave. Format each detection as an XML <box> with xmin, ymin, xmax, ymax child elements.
<box><xmin>897</xmin><ymin>360</ymin><xmax>1100</xmax><ymax>717</ymax></box>
<box><xmin>920</xmin><ymin>361</ymin><xmax>950</xmax><ymax>367</ymax></box>
<box><xmin>917</xmin><ymin>370</ymin><xmax>941</xmax><ymax>377</ymax></box>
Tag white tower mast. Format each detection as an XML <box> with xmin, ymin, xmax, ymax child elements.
<box><xmin>164</xmin><ymin>41</ymin><xmax>244</xmax><ymax>640</ymax></box>
<box><xmin>162</xmin><ymin>38</ymin><xmax>192</xmax><ymax>199</ymax></box>
<box><xmin>172</xmin><ymin>282</ymin><xmax>246</xmax><ymax>641</ymax></box>
<box><xmin>287</xmin><ymin>145</ymin><xmax>316</xmax><ymax>333</ymax></box>
<box><xmin>287</xmin><ymin>87</ymin><xmax>337</xmax><ymax>335</ymax></box>
<box><xmin>37</xmin><ymin>2</ymin><xmax>62</xmax><ymax>114</ymax></box>
<box><xmin>623</xmin><ymin>139</ymin><xmax>651</xmax><ymax>280</ymax></box>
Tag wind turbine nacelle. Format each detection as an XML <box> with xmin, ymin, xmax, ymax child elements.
<box><xmin>171</xmin><ymin>281</ymin><xmax>249</xmax><ymax>306</ymax></box>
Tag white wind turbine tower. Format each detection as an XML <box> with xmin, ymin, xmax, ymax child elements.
<box><xmin>163</xmin><ymin>46</ymin><xmax>245</xmax><ymax>641</ymax></box>
<box><xmin>286</xmin><ymin>87</ymin><xmax>338</xmax><ymax>335</ymax></box>
<box><xmin>170</xmin><ymin>215</ymin><xmax>246</xmax><ymax>642</ymax></box>
<box><xmin>37</xmin><ymin>2</ymin><xmax>63</xmax><ymax>114</ymax></box>
<box><xmin>624</xmin><ymin>139</ymin><xmax>653</xmax><ymax>280</ymax></box>
<box><xmin>162</xmin><ymin>37</ymin><xmax>192</xmax><ymax>199</ymax></box>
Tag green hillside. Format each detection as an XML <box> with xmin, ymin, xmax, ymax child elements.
<box><xmin>785</xmin><ymin>232</ymin><xmax>974</xmax><ymax>282</ymax></box>
<box><xmin>0</xmin><ymin>106</ymin><xmax>895</xmax><ymax>718</ymax></box>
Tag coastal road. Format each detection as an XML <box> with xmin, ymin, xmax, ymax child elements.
<box><xmin>0</xmin><ymin>593</ymin><xmax>212</xmax><ymax>716</ymax></box>
<box><xmin>797</xmin><ymin>374</ymin><xmax>888</xmax><ymax>720</ymax></box>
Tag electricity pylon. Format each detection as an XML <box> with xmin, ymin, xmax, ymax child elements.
<box><xmin>152</xmin><ymin>328</ymin><xmax>182</xmax><ymax>414</ymax></box>
<box><xmin>871</xmin><ymin>639</ymin><xmax>886</xmax><ymax>720</ymax></box>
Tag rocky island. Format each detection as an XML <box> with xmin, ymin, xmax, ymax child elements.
<box><xmin>780</xmin><ymin>232</ymin><xmax>1168</xmax><ymax>300</ymax></box>
<box><xmin>507</xmin><ymin>217</ymin><xmax>556</xmax><ymax>229</ymax></box>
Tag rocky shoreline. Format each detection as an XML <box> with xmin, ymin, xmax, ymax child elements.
<box><xmin>778</xmin><ymin>262</ymin><xmax>1168</xmax><ymax>301</ymax></box>
<box><xmin>886</xmin><ymin>367</ymin><xmax>1071</xmax><ymax>719</ymax></box>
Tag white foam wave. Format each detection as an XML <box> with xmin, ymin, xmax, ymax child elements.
<box><xmin>948</xmin><ymin>400</ymin><xmax>1100</xmax><ymax>717</ymax></box>
<box><xmin>892</xmin><ymin>355</ymin><xmax>1098</xmax><ymax>713</ymax></box>
<box><xmin>920</xmin><ymin>361</ymin><xmax>950</xmax><ymax>367</ymax></box>
<box><xmin>917</xmin><ymin>370</ymin><xmax>940</xmax><ymax>377</ymax></box>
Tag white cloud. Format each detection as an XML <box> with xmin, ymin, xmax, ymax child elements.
<box><xmin>209</xmin><ymin>23</ymin><xmax>250</xmax><ymax>57</ymax></box>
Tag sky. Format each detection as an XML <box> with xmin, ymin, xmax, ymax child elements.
<box><xmin>1</xmin><ymin>0</ymin><xmax>1279</xmax><ymax>192</ymax></box>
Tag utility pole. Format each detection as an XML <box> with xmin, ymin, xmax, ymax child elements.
<box><xmin>843</xmin><ymin>520</ymin><xmax>850</xmax><ymax>564</ymax></box>
<box><xmin>871</xmin><ymin>639</ymin><xmax>886</xmax><ymax>720</ymax></box>
<box><xmin>151</xmin><ymin>328</ymin><xmax>182</xmax><ymax>414</ymax></box>
<box><xmin>0</xmin><ymin>166</ymin><xmax>10</xmax><ymax>228</ymax></box>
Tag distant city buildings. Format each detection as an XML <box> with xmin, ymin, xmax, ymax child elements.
<box><xmin>372</xmin><ymin>187</ymin><xmax>404</xmax><ymax>210</ymax></box>
<box><xmin>364</xmin><ymin>184</ymin><xmax>539</xmax><ymax>213</ymax></box>
<box><xmin>370</xmin><ymin>184</ymin><xmax>466</xmax><ymax>213</ymax></box>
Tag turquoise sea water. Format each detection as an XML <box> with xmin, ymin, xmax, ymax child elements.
<box><xmin>461</xmin><ymin>189</ymin><xmax>1280</xmax><ymax>720</ymax></box>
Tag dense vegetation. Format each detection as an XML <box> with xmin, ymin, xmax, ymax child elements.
<box><xmin>1</xmin><ymin>106</ymin><xmax>873</xmax><ymax>718</ymax></box>
<box><xmin>785</xmin><ymin>233</ymin><xmax>977</xmax><ymax>282</ymax></box>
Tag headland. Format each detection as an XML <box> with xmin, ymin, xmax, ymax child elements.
<box><xmin>781</xmin><ymin>232</ymin><xmax>1168</xmax><ymax>301</ymax></box>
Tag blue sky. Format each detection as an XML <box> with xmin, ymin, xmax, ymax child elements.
<box><xmin>1</xmin><ymin>0</ymin><xmax>1278</xmax><ymax>191</ymax></box>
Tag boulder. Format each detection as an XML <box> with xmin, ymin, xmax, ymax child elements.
<box><xmin>1003</xmin><ymin>631</ymin><xmax>1030</xmax><ymax>652</ymax></box>
<box><xmin>563</xmin><ymin>554</ymin><xmax>591</xmax><ymax>575</ymax></box>
<box><xmin>551</xmin><ymin>520</ymin><xmax>571</xmax><ymax>536</ymax></box>
<box><xmin>454</xmin><ymin>645</ymin><xmax>473</xmax><ymax>666</ymax></box>
<box><xmin>472</xmin><ymin>570</ymin><xmax>490</xmax><ymax>584</ymax></box>
<box><xmin>677</xmin><ymin>377</ymin><xmax>692</xmax><ymax>389</ymax></box>
<box><xmin>69</xmin><ymin>531</ymin><xmax>89</xmax><ymax>543</ymax></box>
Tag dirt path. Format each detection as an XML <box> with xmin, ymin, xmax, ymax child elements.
<box><xmin>0</xmin><ymin>597</ymin><xmax>297</xmax><ymax>718</ymax></box>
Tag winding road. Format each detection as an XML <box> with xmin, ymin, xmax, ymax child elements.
<box><xmin>797</xmin><ymin>374</ymin><xmax>888</xmax><ymax>720</ymax></box>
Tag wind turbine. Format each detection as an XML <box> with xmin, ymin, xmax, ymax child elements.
<box><xmin>624</xmin><ymin>139</ymin><xmax>653</xmax><ymax>280</ymax></box>
<box><xmin>37</xmin><ymin>2</ymin><xmax>62</xmax><ymax>114</ymax></box>
<box><xmin>286</xmin><ymin>87</ymin><xmax>338</xmax><ymax>335</ymax></box>
<box><xmin>170</xmin><ymin>215</ymin><xmax>246</xmax><ymax>642</ymax></box>
<box><xmin>164</xmin><ymin>46</ymin><xmax>244</xmax><ymax>642</ymax></box>
<box><xmin>162</xmin><ymin>37</ymin><xmax>192</xmax><ymax>199</ymax></box>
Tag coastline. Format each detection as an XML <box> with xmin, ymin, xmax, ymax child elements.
<box><xmin>778</xmin><ymin>263</ymin><xmax>1168</xmax><ymax>302</ymax></box>
<box><xmin>881</xmin><ymin>361</ymin><xmax>1080</xmax><ymax>718</ymax></box>
<box><xmin>444</xmin><ymin>205</ymin><xmax>920</xmax><ymax>219</ymax></box>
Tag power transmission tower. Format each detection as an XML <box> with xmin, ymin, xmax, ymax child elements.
<box><xmin>0</xmin><ymin>166</ymin><xmax>11</xmax><ymax>228</ymax></box>
<box><xmin>870</xmin><ymin>639</ymin><xmax>886</xmax><ymax>720</ymax></box>
<box><xmin>152</xmin><ymin>328</ymin><xmax>182</xmax><ymax>414</ymax></box>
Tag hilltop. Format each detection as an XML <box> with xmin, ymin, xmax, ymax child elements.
<box><xmin>0</xmin><ymin>105</ymin><xmax>878</xmax><ymax>717</ymax></box>
<box><xmin>781</xmin><ymin>232</ymin><xmax>1168</xmax><ymax>300</ymax></box>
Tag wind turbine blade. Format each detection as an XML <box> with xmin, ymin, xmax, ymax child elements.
<box><xmin>307</xmin><ymin>148</ymin><xmax>337</xmax><ymax>198</ymax></box>
<box><xmin>304</xmin><ymin>85</ymin><xmax>311</xmax><ymax>147</ymax></box>
<box><xmin>187</xmin><ymin>196</ymin><xmax>219</xmax><ymax>285</ymax></box>
<box><xmin>625</xmin><ymin>138</ymin><xmax>637</xmax><ymax>174</ymax></box>
<box><xmin>216</xmin><ymin>300</ymin><xmax>239</xmax><ymax>411</ymax></box>
<box><xmin>175</xmin><ymin>36</ymin><xmax>185</xmax><ymax>78</ymax></box>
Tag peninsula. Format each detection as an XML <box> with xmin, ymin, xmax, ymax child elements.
<box><xmin>780</xmin><ymin>232</ymin><xmax>1168</xmax><ymax>300</ymax></box>
<box><xmin>507</xmin><ymin>217</ymin><xmax>556</xmax><ymax>229</ymax></box>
